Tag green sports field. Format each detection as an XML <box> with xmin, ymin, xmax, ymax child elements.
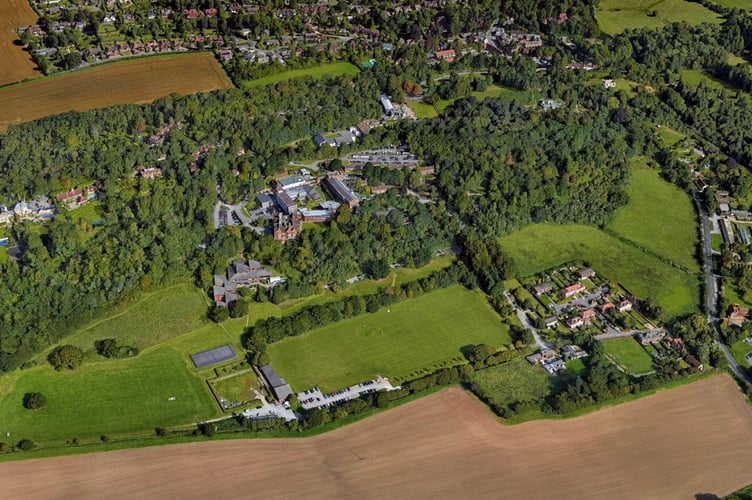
<box><xmin>267</xmin><ymin>285</ymin><xmax>514</xmax><ymax>392</ymax></box>
<box><xmin>596</xmin><ymin>0</ymin><xmax>722</xmax><ymax>35</ymax></box>
<box><xmin>0</xmin><ymin>347</ymin><xmax>219</xmax><ymax>445</ymax></box>
<box><xmin>601</xmin><ymin>337</ymin><xmax>655</xmax><ymax>374</ymax></box>
<box><xmin>241</xmin><ymin>62</ymin><xmax>359</xmax><ymax>90</ymax></box>
<box><xmin>498</xmin><ymin>224</ymin><xmax>699</xmax><ymax>318</ymax></box>
<box><xmin>607</xmin><ymin>161</ymin><xmax>700</xmax><ymax>271</ymax></box>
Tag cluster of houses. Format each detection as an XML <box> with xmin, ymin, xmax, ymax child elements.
<box><xmin>636</xmin><ymin>329</ymin><xmax>704</xmax><ymax>371</ymax></box>
<box><xmin>715</xmin><ymin>190</ymin><xmax>752</xmax><ymax>249</ymax></box>
<box><xmin>212</xmin><ymin>259</ymin><xmax>275</xmax><ymax>307</ymax></box>
<box><xmin>55</xmin><ymin>185</ymin><xmax>97</xmax><ymax>209</ymax></box>
<box><xmin>0</xmin><ymin>197</ymin><xmax>56</xmax><ymax>225</ymax></box>
<box><xmin>526</xmin><ymin>345</ymin><xmax>588</xmax><ymax>375</ymax></box>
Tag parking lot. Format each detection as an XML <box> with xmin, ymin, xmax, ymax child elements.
<box><xmin>297</xmin><ymin>377</ymin><xmax>396</xmax><ymax>410</ymax></box>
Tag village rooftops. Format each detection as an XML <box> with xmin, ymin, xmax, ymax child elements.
<box><xmin>532</xmin><ymin>282</ymin><xmax>553</xmax><ymax>295</ymax></box>
<box><xmin>637</xmin><ymin>330</ymin><xmax>665</xmax><ymax>345</ymax></box>
<box><xmin>561</xmin><ymin>282</ymin><xmax>586</xmax><ymax>297</ymax></box>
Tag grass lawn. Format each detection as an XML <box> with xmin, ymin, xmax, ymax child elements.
<box><xmin>241</xmin><ymin>62</ymin><xmax>359</xmax><ymax>90</ymax></box>
<box><xmin>0</xmin><ymin>347</ymin><xmax>219</xmax><ymax>445</ymax></box>
<box><xmin>66</xmin><ymin>201</ymin><xmax>102</xmax><ymax>225</ymax></box>
<box><xmin>565</xmin><ymin>357</ymin><xmax>587</xmax><ymax>374</ymax></box>
<box><xmin>498</xmin><ymin>223</ymin><xmax>699</xmax><ymax>318</ymax></box>
<box><xmin>211</xmin><ymin>372</ymin><xmax>261</xmax><ymax>403</ymax></box>
<box><xmin>711</xmin><ymin>0</ymin><xmax>749</xmax><ymax>10</ymax></box>
<box><xmin>712</xmin><ymin>233</ymin><xmax>724</xmax><ymax>252</ymax></box>
<box><xmin>607</xmin><ymin>160</ymin><xmax>700</xmax><ymax>271</ymax></box>
<box><xmin>58</xmin><ymin>283</ymin><xmax>210</xmax><ymax>356</ymax></box>
<box><xmin>729</xmin><ymin>340</ymin><xmax>752</xmax><ymax>367</ymax></box>
<box><xmin>469</xmin><ymin>358</ymin><xmax>552</xmax><ymax>409</ymax></box>
<box><xmin>596</xmin><ymin>0</ymin><xmax>722</xmax><ymax>35</ymax></box>
<box><xmin>602</xmin><ymin>337</ymin><xmax>655</xmax><ymax>374</ymax></box>
<box><xmin>654</xmin><ymin>124</ymin><xmax>686</xmax><ymax>148</ymax></box>
<box><xmin>268</xmin><ymin>285</ymin><xmax>512</xmax><ymax>392</ymax></box>
<box><xmin>406</xmin><ymin>99</ymin><xmax>438</xmax><ymax>118</ymax></box>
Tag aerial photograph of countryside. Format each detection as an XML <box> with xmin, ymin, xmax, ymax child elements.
<box><xmin>2</xmin><ymin>0</ymin><xmax>752</xmax><ymax>498</ymax></box>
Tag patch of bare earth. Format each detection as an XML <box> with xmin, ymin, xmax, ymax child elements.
<box><xmin>0</xmin><ymin>0</ymin><xmax>39</xmax><ymax>85</ymax></box>
<box><xmin>1</xmin><ymin>375</ymin><xmax>751</xmax><ymax>499</ymax></box>
<box><xmin>0</xmin><ymin>53</ymin><xmax>234</xmax><ymax>131</ymax></box>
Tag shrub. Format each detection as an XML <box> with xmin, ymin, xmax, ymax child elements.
<box><xmin>48</xmin><ymin>345</ymin><xmax>83</xmax><ymax>371</ymax></box>
<box><xmin>23</xmin><ymin>392</ymin><xmax>46</xmax><ymax>410</ymax></box>
<box><xmin>17</xmin><ymin>439</ymin><xmax>35</xmax><ymax>451</ymax></box>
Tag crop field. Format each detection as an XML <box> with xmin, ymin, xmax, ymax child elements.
<box><xmin>0</xmin><ymin>347</ymin><xmax>219</xmax><ymax>444</ymax></box>
<box><xmin>498</xmin><ymin>224</ymin><xmax>699</xmax><ymax>318</ymax></box>
<box><xmin>607</xmin><ymin>161</ymin><xmax>700</xmax><ymax>271</ymax></box>
<box><xmin>59</xmin><ymin>284</ymin><xmax>210</xmax><ymax>355</ymax></box>
<box><xmin>469</xmin><ymin>358</ymin><xmax>552</xmax><ymax>409</ymax></box>
<box><xmin>3</xmin><ymin>376</ymin><xmax>752</xmax><ymax>498</ymax></box>
<box><xmin>596</xmin><ymin>0</ymin><xmax>722</xmax><ymax>35</ymax></box>
<box><xmin>267</xmin><ymin>286</ymin><xmax>513</xmax><ymax>392</ymax></box>
<box><xmin>0</xmin><ymin>0</ymin><xmax>39</xmax><ymax>85</ymax></box>
<box><xmin>0</xmin><ymin>53</ymin><xmax>234</xmax><ymax>131</ymax></box>
<box><xmin>241</xmin><ymin>62</ymin><xmax>359</xmax><ymax>90</ymax></box>
<box><xmin>602</xmin><ymin>337</ymin><xmax>655</xmax><ymax>374</ymax></box>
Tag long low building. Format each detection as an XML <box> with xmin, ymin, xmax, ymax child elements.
<box><xmin>322</xmin><ymin>174</ymin><xmax>359</xmax><ymax>209</ymax></box>
<box><xmin>260</xmin><ymin>364</ymin><xmax>293</xmax><ymax>402</ymax></box>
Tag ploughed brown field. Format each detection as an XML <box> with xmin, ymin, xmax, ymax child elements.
<box><xmin>0</xmin><ymin>53</ymin><xmax>234</xmax><ymax>131</ymax></box>
<box><xmin>0</xmin><ymin>0</ymin><xmax>39</xmax><ymax>85</ymax></box>
<box><xmin>2</xmin><ymin>375</ymin><xmax>751</xmax><ymax>499</ymax></box>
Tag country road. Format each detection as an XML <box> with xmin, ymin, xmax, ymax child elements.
<box><xmin>695</xmin><ymin>189</ymin><xmax>752</xmax><ymax>383</ymax></box>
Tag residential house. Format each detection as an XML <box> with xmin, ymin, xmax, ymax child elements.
<box><xmin>617</xmin><ymin>300</ymin><xmax>632</xmax><ymax>312</ymax></box>
<box><xmin>561</xmin><ymin>345</ymin><xmax>588</xmax><ymax>360</ymax></box>
<box><xmin>544</xmin><ymin>316</ymin><xmax>558</xmax><ymax>329</ymax></box>
<box><xmin>668</xmin><ymin>337</ymin><xmax>686</xmax><ymax>352</ymax></box>
<box><xmin>685</xmin><ymin>354</ymin><xmax>704</xmax><ymax>371</ymax></box>
<box><xmin>575</xmin><ymin>267</ymin><xmax>595</xmax><ymax>280</ymax></box>
<box><xmin>313</xmin><ymin>133</ymin><xmax>334</xmax><ymax>148</ymax></box>
<box><xmin>380</xmin><ymin>94</ymin><xmax>395</xmax><ymax>115</ymax></box>
<box><xmin>435</xmin><ymin>49</ymin><xmax>455</xmax><ymax>62</ymax></box>
<box><xmin>540</xmin><ymin>98</ymin><xmax>564</xmax><ymax>110</ymax></box>
<box><xmin>580</xmin><ymin>308</ymin><xmax>596</xmax><ymax>324</ymax></box>
<box><xmin>726</xmin><ymin>304</ymin><xmax>750</xmax><ymax>327</ymax></box>
<box><xmin>532</xmin><ymin>282</ymin><xmax>553</xmax><ymax>295</ymax></box>
<box><xmin>599</xmin><ymin>302</ymin><xmax>615</xmax><ymax>314</ymax></box>
<box><xmin>637</xmin><ymin>330</ymin><xmax>666</xmax><ymax>345</ymax></box>
<box><xmin>561</xmin><ymin>282</ymin><xmax>585</xmax><ymax>298</ymax></box>
<box><xmin>565</xmin><ymin>316</ymin><xmax>584</xmax><ymax>329</ymax></box>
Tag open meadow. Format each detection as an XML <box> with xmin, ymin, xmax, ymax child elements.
<box><xmin>0</xmin><ymin>0</ymin><xmax>39</xmax><ymax>85</ymax></box>
<box><xmin>469</xmin><ymin>357</ymin><xmax>552</xmax><ymax>409</ymax></box>
<box><xmin>0</xmin><ymin>347</ymin><xmax>219</xmax><ymax>445</ymax></box>
<box><xmin>2</xmin><ymin>376</ymin><xmax>751</xmax><ymax>499</ymax></box>
<box><xmin>607</xmin><ymin>161</ymin><xmax>700</xmax><ymax>271</ymax></box>
<box><xmin>241</xmin><ymin>62</ymin><xmax>359</xmax><ymax>90</ymax></box>
<box><xmin>596</xmin><ymin>0</ymin><xmax>722</xmax><ymax>35</ymax></box>
<box><xmin>498</xmin><ymin>223</ymin><xmax>699</xmax><ymax>318</ymax></box>
<box><xmin>267</xmin><ymin>285</ymin><xmax>513</xmax><ymax>392</ymax></box>
<box><xmin>0</xmin><ymin>53</ymin><xmax>234</xmax><ymax>131</ymax></box>
<box><xmin>602</xmin><ymin>337</ymin><xmax>656</xmax><ymax>374</ymax></box>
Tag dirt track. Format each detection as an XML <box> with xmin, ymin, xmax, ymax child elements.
<box><xmin>1</xmin><ymin>375</ymin><xmax>752</xmax><ymax>499</ymax></box>
<box><xmin>0</xmin><ymin>0</ymin><xmax>39</xmax><ymax>85</ymax></box>
<box><xmin>0</xmin><ymin>53</ymin><xmax>234</xmax><ymax>131</ymax></box>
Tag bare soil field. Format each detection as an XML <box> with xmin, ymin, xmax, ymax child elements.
<box><xmin>0</xmin><ymin>53</ymin><xmax>234</xmax><ymax>131</ymax></box>
<box><xmin>0</xmin><ymin>0</ymin><xmax>39</xmax><ymax>85</ymax></box>
<box><xmin>1</xmin><ymin>376</ymin><xmax>751</xmax><ymax>499</ymax></box>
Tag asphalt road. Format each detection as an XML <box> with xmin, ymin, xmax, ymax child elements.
<box><xmin>695</xmin><ymin>189</ymin><xmax>751</xmax><ymax>383</ymax></box>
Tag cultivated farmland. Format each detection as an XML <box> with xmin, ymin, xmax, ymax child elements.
<box><xmin>0</xmin><ymin>53</ymin><xmax>234</xmax><ymax>131</ymax></box>
<box><xmin>0</xmin><ymin>0</ymin><xmax>39</xmax><ymax>85</ymax></box>
<box><xmin>596</xmin><ymin>0</ymin><xmax>722</xmax><ymax>35</ymax></box>
<box><xmin>498</xmin><ymin>223</ymin><xmax>699</xmax><ymax>318</ymax></box>
<box><xmin>268</xmin><ymin>286</ymin><xmax>513</xmax><ymax>392</ymax></box>
<box><xmin>2</xmin><ymin>377</ymin><xmax>752</xmax><ymax>498</ymax></box>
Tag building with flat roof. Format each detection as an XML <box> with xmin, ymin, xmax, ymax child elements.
<box><xmin>277</xmin><ymin>175</ymin><xmax>307</xmax><ymax>190</ymax></box>
<box><xmin>274</xmin><ymin>189</ymin><xmax>297</xmax><ymax>214</ymax></box>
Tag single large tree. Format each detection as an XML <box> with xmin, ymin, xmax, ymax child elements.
<box><xmin>23</xmin><ymin>392</ymin><xmax>46</xmax><ymax>410</ymax></box>
<box><xmin>49</xmin><ymin>345</ymin><xmax>83</xmax><ymax>371</ymax></box>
